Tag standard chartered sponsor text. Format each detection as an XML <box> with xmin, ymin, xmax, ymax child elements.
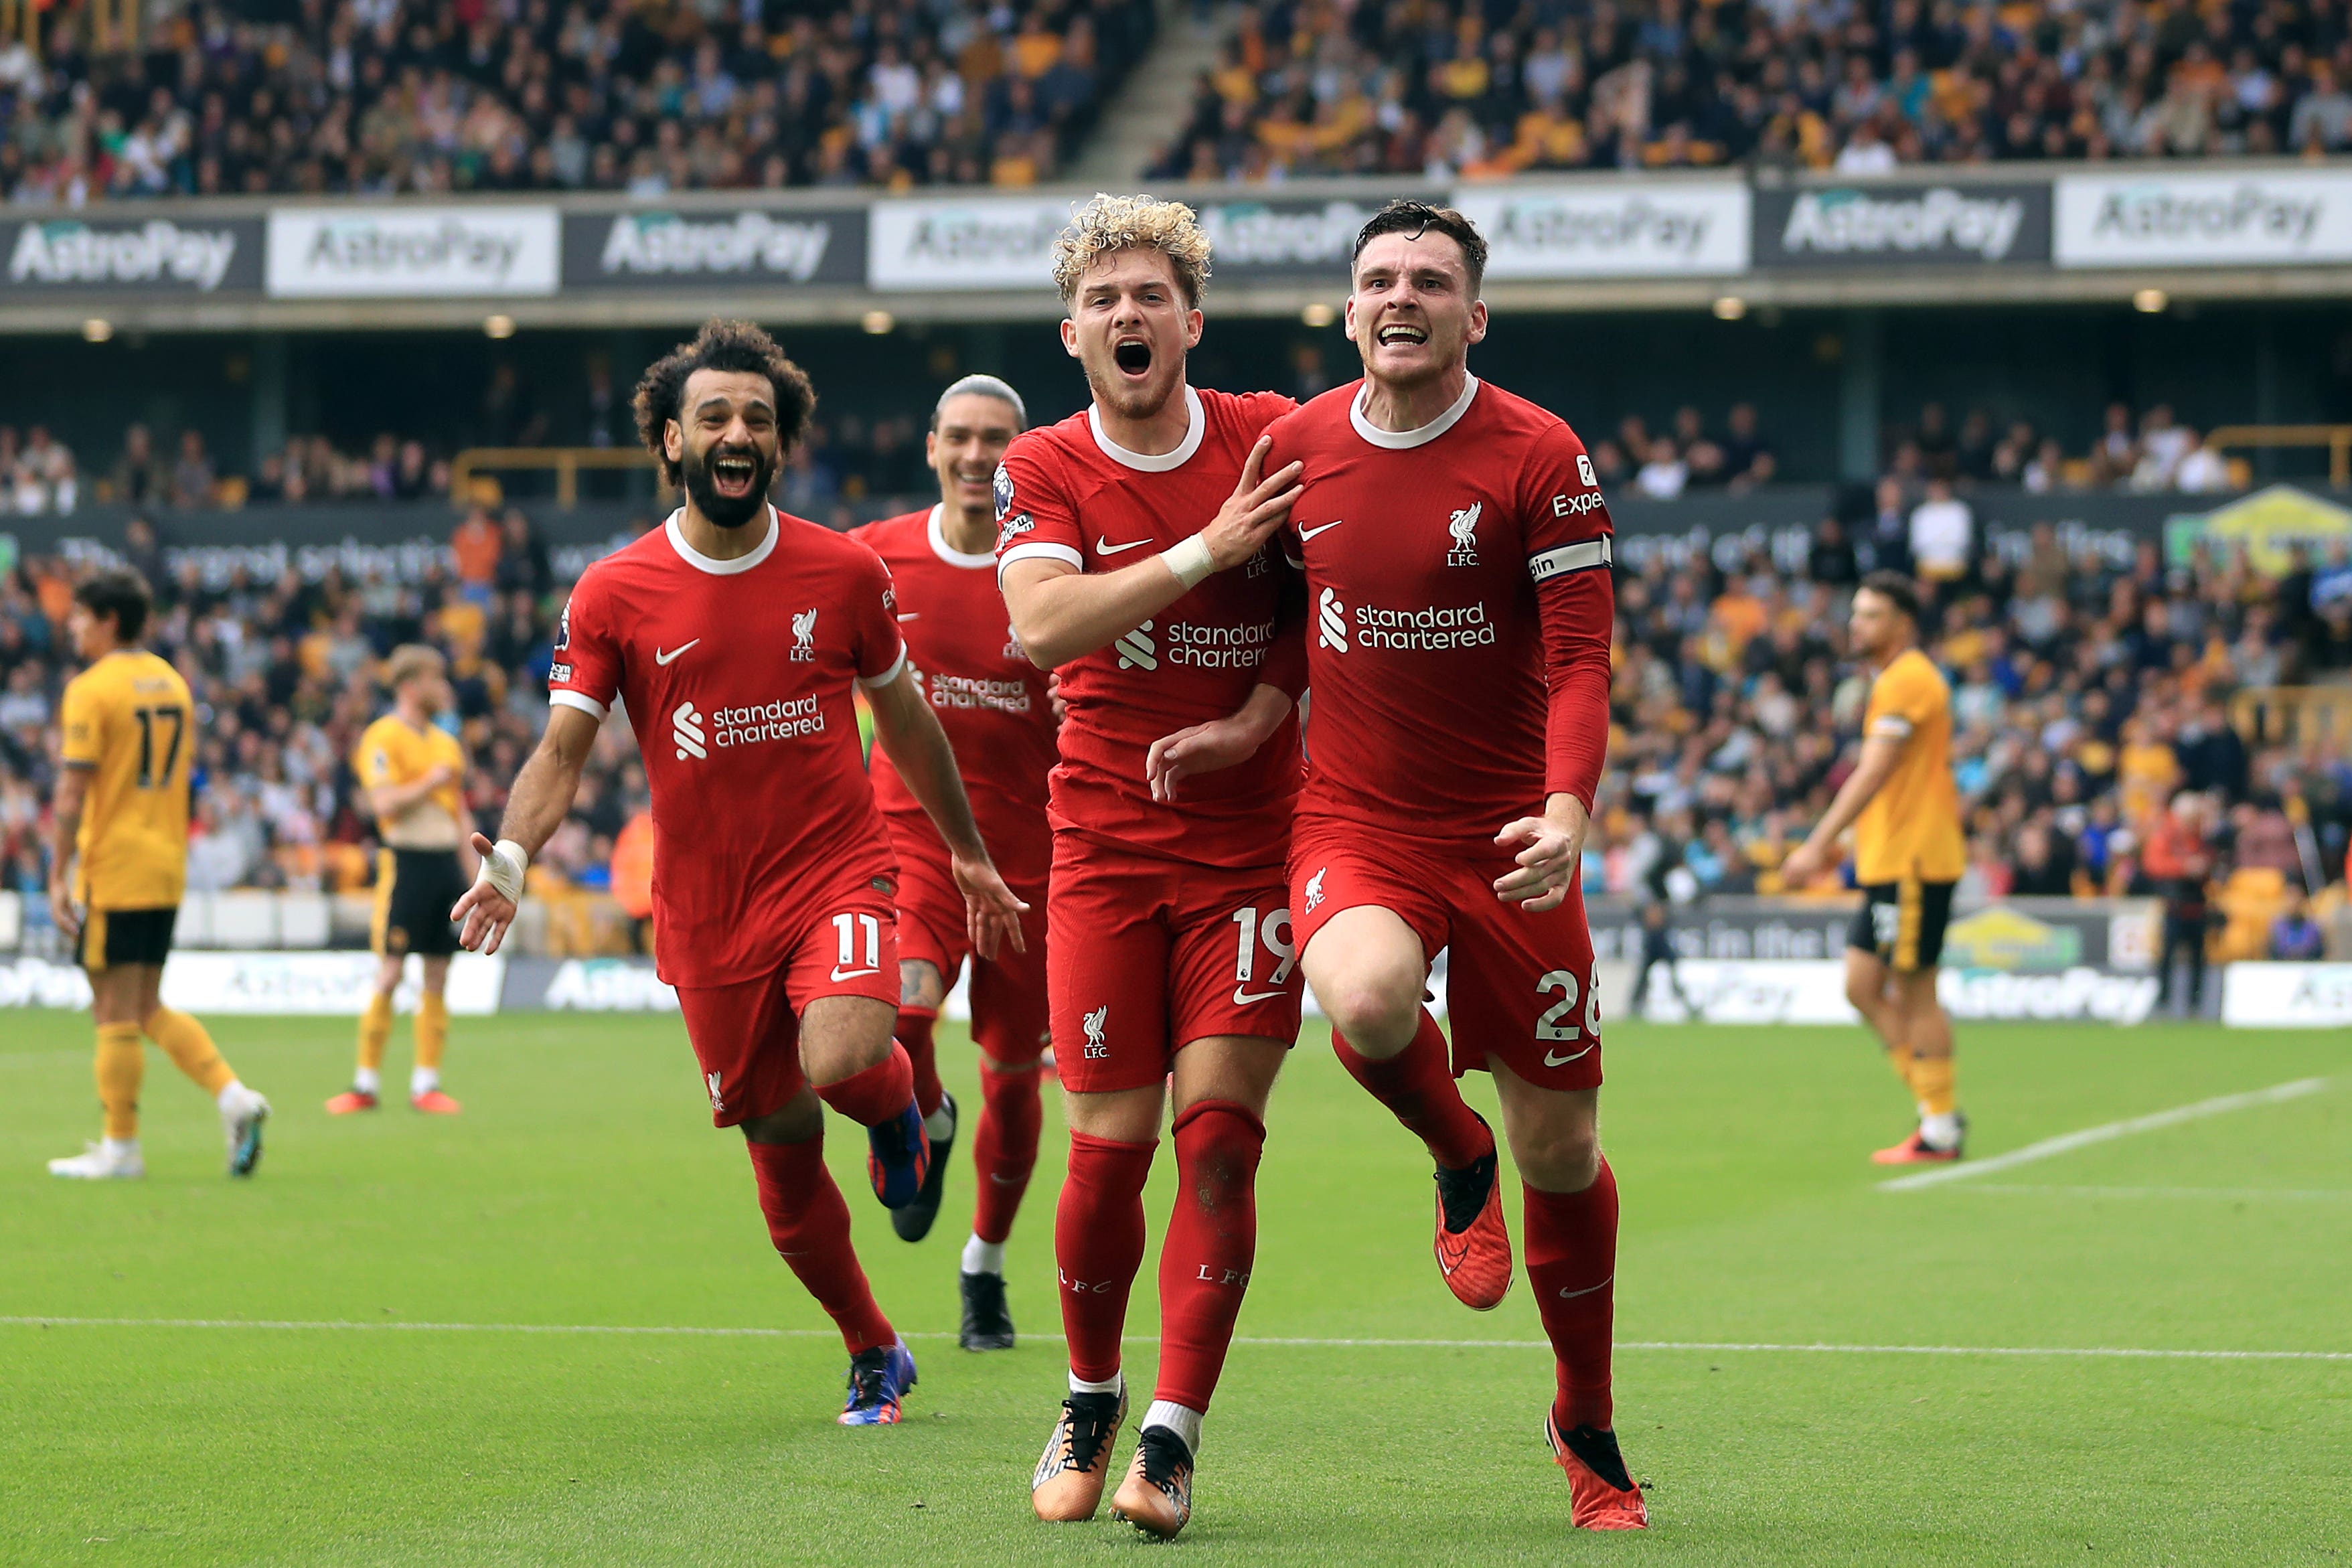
<box><xmin>1354</xmin><ymin>601</ymin><xmax>1496</xmax><ymax>650</ymax></box>
<box><xmin>927</xmin><ymin>673</ymin><xmax>1033</xmax><ymax>713</ymax></box>
<box><xmin>711</xmin><ymin>694</ymin><xmax>824</xmax><ymax>745</ymax></box>
<box><xmin>1165</xmin><ymin>619</ymin><xmax>1277</xmax><ymax>668</ymax></box>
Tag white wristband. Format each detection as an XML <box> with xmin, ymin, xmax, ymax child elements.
<box><xmin>479</xmin><ymin>838</ymin><xmax>529</xmax><ymax>902</ymax></box>
<box><xmin>1160</xmin><ymin>534</ymin><xmax>1215</xmax><ymax>591</ymax></box>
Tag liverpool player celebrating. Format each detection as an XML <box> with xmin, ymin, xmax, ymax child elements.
<box><xmin>1269</xmin><ymin>204</ymin><xmax>1646</xmax><ymax>1528</ymax></box>
<box><xmin>852</xmin><ymin>374</ymin><xmax>1055</xmax><ymax>1351</ymax></box>
<box><xmin>451</xmin><ymin>321</ymin><xmax>1027</xmax><ymax>1427</ymax></box>
<box><xmin>997</xmin><ymin>195</ymin><xmax>1306</xmax><ymax>1539</ymax></box>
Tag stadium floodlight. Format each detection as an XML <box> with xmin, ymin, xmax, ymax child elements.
<box><xmin>483</xmin><ymin>315</ymin><xmax>518</xmax><ymax>339</ymax></box>
<box><xmin>2133</xmin><ymin>289</ymin><xmax>2169</xmax><ymax>314</ymax></box>
<box><xmin>1300</xmin><ymin>302</ymin><xmax>1337</xmax><ymax>328</ymax></box>
<box><xmin>81</xmin><ymin>318</ymin><xmax>113</xmax><ymax>343</ymax></box>
<box><xmin>862</xmin><ymin>309</ymin><xmax>896</xmax><ymax>335</ymax></box>
<box><xmin>1712</xmin><ymin>297</ymin><xmax>1747</xmax><ymax>321</ymax></box>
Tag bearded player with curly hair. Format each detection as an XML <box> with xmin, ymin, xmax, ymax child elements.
<box><xmin>452</xmin><ymin>319</ymin><xmax>1029</xmax><ymax>1427</ymax></box>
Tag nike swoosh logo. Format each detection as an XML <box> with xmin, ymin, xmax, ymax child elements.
<box><xmin>1233</xmin><ymin>988</ymin><xmax>1287</xmax><ymax>1005</ymax></box>
<box><xmin>830</xmin><ymin>966</ymin><xmax>881</xmax><ymax>983</ymax></box>
<box><xmin>1096</xmin><ymin>537</ymin><xmax>1152</xmax><ymax>555</ymax></box>
<box><xmin>896</xmin><ymin>613</ymin><xmax>921</xmax><ymax>622</ymax></box>
<box><xmin>1543</xmin><ymin>1045</ymin><xmax>1595</xmax><ymax>1067</ymax></box>
<box><xmin>1297</xmin><ymin>520</ymin><xmax>1345</xmax><ymax>540</ymax></box>
<box><xmin>654</xmin><ymin>640</ymin><xmax>699</xmax><ymax>666</ymax></box>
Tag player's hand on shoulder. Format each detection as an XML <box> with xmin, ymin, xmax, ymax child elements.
<box><xmin>1493</xmin><ymin>797</ymin><xmax>1591</xmax><ymax>914</ymax></box>
<box><xmin>951</xmin><ymin>852</ymin><xmax>1030</xmax><ymax>961</ymax></box>
<box><xmin>1199</xmin><ymin>435</ymin><xmax>1304</xmax><ymax>572</ymax></box>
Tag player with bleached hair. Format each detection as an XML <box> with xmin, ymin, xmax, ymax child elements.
<box><xmin>996</xmin><ymin>194</ymin><xmax>1308</xmax><ymax>1539</ymax></box>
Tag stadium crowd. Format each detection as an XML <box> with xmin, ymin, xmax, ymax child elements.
<box><xmin>1156</xmin><ymin>0</ymin><xmax>2352</xmax><ymax>180</ymax></box>
<box><xmin>1</xmin><ymin>396</ymin><xmax>2255</xmax><ymax>517</ymax></box>
<box><xmin>3</xmin><ymin>482</ymin><xmax>2345</xmax><ymax>973</ymax></box>
<box><xmin>0</xmin><ymin>0</ymin><xmax>1153</xmax><ymax>204</ymax></box>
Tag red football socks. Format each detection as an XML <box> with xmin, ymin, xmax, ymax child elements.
<box><xmin>1522</xmin><ymin>1158</ymin><xmax>1620</xmax><ymax>1431</ymax></box>
<box><xmin>1154</xmin><ymin>1099</ymin><xmax>1266</xmax><ymax>1414</ymax></box>
<box><xmin>814</xmin><ymin>1042</ymin><xmax>915</xmax><ymax>1127</ymax></box>
<box><xmin>1054</xmin><ymin>1129</ymin><xmax>1156</xmax><ymax>1385</ymax></box>
<box><xmin>1334</xmin><ymin>1011</ymin><xmax>1494</xmax><ymax>1170</ymax></box>
<box><xmin>970</xmin><ymin>1063</ymin><xmax>1043</xmax><ymax>1245</ymax></box>
<box><xmin>744</xmin><ymin>1136</ymin><xmax>893</xmax><ymax>1354</ymax></box>
<box><xmin>897</xmin><ymin>1011</ymin><xmax>943</xmax><ymax>1119</ymax></box>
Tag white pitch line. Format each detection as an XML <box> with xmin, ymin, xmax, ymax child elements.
<box><xmin>1879</xmin><ymin>1077</ymin><xmax>2331</xmax><ymax>1192</ymax></box>
<box><xmin>2</xmin><ymin>1317</ymin><xmax>2348</xmax><ymax>1362</ymax></box>
<box><xmin>1954</xmin><ymin>1184</ymin><xmax>2352</xmax><ymax>1202</ymax></box>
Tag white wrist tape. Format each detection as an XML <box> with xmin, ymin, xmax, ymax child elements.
<box><xmin>479</xmin><ymin>838</ymin><xmax>529</xmax><ymax>902</ymax></box>
<box><xmin>1160</xmin><ymin>534</ymin><xmax>1216</xmax><ymax>591</ymax></box>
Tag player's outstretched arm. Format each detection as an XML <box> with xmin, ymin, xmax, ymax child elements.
<box><xmin>864</xmin><ymin>665</ymin><xmax>1030</xmax><ymax>960</ymax></box>
<box><xmin>451</xmin><ymin>704</ymin><xmax>600</xmax><ymax>955</ymax></box>
<box><xmin>1780</xmin><ymin>733</ymin><xmax>1904</xmax><ymax>888</ymax></box>
<box><xmin>1144</xmin><ymin>683</ymin><xmax>1293</xmax><ymax>803</ymax></box>
<box><xmin>46</xmin><ymin>765</ymin><xmax>92</xmax><ymax>943</ymax></box>
<box><xmin>1002</xmin><ymin>435</ymin><xmax>1303</xmax><ymax>670</ymax></box>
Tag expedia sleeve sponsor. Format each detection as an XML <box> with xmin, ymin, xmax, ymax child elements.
<box><xmin>1753</xmin><ymin>183</ymin><xmax>2051</xmax><ymax>268</ymax></box>
<box><xmin>3</xmin><ymin>217</ymin><xmax>262</xmax><ymax>295</ymax></box>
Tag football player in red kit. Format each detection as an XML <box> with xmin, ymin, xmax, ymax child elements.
<box><xmin>852</xmin><ymin>374</ymin><xmax>1056</xmax><ymax>1352</ymax></box>
<box><xmin>996</xmin><ymin>195</ymin><xmax>1308</xmax><ymax>1539</ymax></box>
<box><xmin>1198</xmin><ymin>202</ymin><xmax>1647</xmax><ymax>1529</ymax></box>
<box><xmin>451</xmin><ymin>321</ymin><xmax>1028</xmax><ymax>1429</ymax></box>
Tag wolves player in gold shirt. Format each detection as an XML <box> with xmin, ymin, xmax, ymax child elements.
<box><xmin>47</xmin><ymin>570</ymin><xmax>271</xmax><ymax>1180</ymax></box>
<box><xmin>1782</xmin><ymin>572</ymin><xmax>1969</xmax><ymax>1164</ymax></box>
<box><xmin>329</xmin><ymin>645</ymin><xmax>475</xmax><ymax>1115</ymax></box>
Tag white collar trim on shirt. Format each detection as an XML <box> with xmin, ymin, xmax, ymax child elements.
<box><xmin>665</xmin><ymin>505</ymin><xmax>779</xmax><ymax>575</ymax></box>
<box><xmin>1350</xmin><ymin>374</ymin><xmax>1480</xmax><ymax>450</ymax></box>
<box><xmin>927</xmin><ymin>503</ymin><xmax>997</xmax><ymax>568</ymax></box>
<box><xmin>1089</xmin><ymin>384</ymin><xmax>1205</xmax><ymax>472</ymax></box>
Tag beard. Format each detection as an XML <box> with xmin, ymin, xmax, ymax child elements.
<box><xmin>1084</xmin><ymin>351</ymin><xmax>1178</xmax><ymax>426</ymax></box>
<box><xmin>680</xmin><ymin>441</ymin><xmax>777</xmax><ymax>530</ymax></box>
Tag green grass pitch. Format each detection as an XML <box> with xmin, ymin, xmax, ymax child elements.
<box><xmin>3</xmin><ymin>1011</ymin><xmax>2346</xmax><ymax>1566</ymax></box>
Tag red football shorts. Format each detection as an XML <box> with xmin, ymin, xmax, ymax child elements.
<box><xmin>1288</xmin><ymin>814</ymin><xmax>1603</xmax><ymax>1092</ymax></box>
<box><xmin>890</xmin><ymin>828</ymin><xmax>1050</xmax><ymax>1068</ymax></box>
<box><xmin>1047</xmin><ymin>830</ymin><xmax>1303</xmax><ymax>1095</ymax></box>
<box><xmin>672</xmin><ymin>878</ymin><xmax>903</xmax><ymax>1127</ymax></box>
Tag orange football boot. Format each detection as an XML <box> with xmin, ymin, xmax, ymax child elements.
<box><xmin>1546</xmin><ymin>1411</ymin><xmax>1650</xmax><ymax>1531</ymax></box>
<box><xmin>410</xmin><ymin>1089</ymin><xmax>463</xmax><ymax>1115</ymax></box>
<box><xmin>325</xmin><ymin>1088</ymin><xmax>380</xmax><ymax>1115</ymax></box>
<box><xmin>1031</xmin><ymin>1387</ymin><xmax>1125</xmax><ymax>1522</ymax></box>
<box><xmin>1109</xmin><ymin>1426</ymin><xmax>1193</xmax><ymax>1540</ymax></box>
<box><xmin>1871</xmin><ymin>1127</ymin><xmax>1960</xmax><ymax>1165</ymax></box>
<box><xmin>1432</xmin><ymin>1119</ymin><xmax>1512</xmax><ymax>1310</ymax></box>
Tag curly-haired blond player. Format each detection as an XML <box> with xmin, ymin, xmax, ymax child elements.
<box><xmin>996</xmin><ymin>195</ymin><xmax>1309</xmax><ymax>1539</ymax></box>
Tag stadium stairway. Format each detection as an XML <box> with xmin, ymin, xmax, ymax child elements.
<box><xmin>1069</xmin><ymin>0</ymin><xmax>1227</xmax><ymax>183</ymax></box>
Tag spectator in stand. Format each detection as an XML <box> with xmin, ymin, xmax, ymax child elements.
<box><xmin>1807</xmin><ymin>517</ymin><xmax>1859</xmax><ymax>589</ymax></box>
<box><xmin>1634</xmin><ymin>437</ymin><xmax>1689</xmax><ymax>499</ymax></box>
<box><xmin>2141</xmin><ymin>791</ymin><xmax>2218</xmax><ymax>1017</ymax></box>
<box><xmin>2271</xmin><ymin>890</ymin><xmax>2327</xmax><ymax>959</ymax></box>
<box><xmin>169</xmin><ymin>430</ymin><xmax>214</xmax><ymax>509</ymax></box>
<box><xmin>450</xmin><ymin>507</ymin><xmax>502</xmax><ymax>603</ymax></box>
<box><xmin>1908</xmin><ymin>477</ymin><xmax>1972</xmax><ymax>586</ymax></box>
<box><xmin>109</xmin><ymin>424</ymin><xmax>168</xmax><ymax>508</ymax></box>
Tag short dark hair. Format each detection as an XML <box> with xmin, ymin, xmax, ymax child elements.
<box><xmin>76</xmin><ymin>568</ymin><xmax>152</xmax><ymax>643</ymax></box>
<box><xmin>1857</xmin><ymin>569</ymin><xmax>1922</xmax><ymax>625</ymax></box>
<box><xmin>632</xmin><ymin>319</ymin><xmax>817</xmax><ymax>487</ymax></box>
<box><xmin>1352</xmin><ymin>200</ymin><xmax>1488</xmax><ymax>295</ymax></box>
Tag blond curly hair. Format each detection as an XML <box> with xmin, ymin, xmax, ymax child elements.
<box><xmin>1051</xmin><ymin>193</ymin><xmax>1212</xmax><ymax>307</ymax></box>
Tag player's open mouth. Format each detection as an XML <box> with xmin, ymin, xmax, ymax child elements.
<box><xmin>1113</xmin><ymin>337</ymin><xmax>1153</xmax><ymax>378</ymax></box>
<box><xmin>710</xmin><ymin>452</ymin><xmax>758</xmax><ymax>495</ymax></box>
<box><xmin>1376</xmin><ymin>323</ymin><xmax>1428</xmax><ymax>346</ymax></box>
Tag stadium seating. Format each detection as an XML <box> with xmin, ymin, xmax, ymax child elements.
<box><xmin>1154</xmin><ymin>0</ymin><xmax>2352</xmax><ymax>180</ymax></box>
<box><xmin>0</xmin><ymin>0</ymin><xmax>1156</xmax><ymax>202</ymax></box>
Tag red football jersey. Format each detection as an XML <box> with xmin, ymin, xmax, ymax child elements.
<box><xmin>550</xmin><ymin>507</ymin><xmax>907</xmax><ymax>988</ymax></box>
<box><xmin>995</xmin><ymin>385</ymin><xmax>1302</xmax><ymax>869</ymax></box>
<box><xmin>852</xmin><ymin>505</ymin><xmax>1056</xmax><ymax>891</ymax></box>
<box><xmin>1268</xmin><ymin>376</ymin><xmax>1616</xmax><ymax>843</ymax></box>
